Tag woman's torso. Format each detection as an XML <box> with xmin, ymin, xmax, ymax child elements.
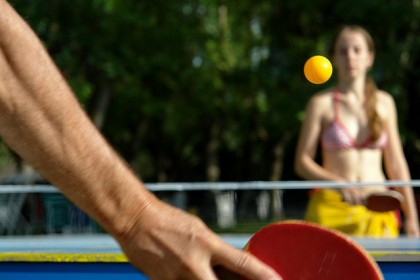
<box><xmin>319</xmin><ymin>89</ymin><xmax>389</xmax><ymax>194</ymax></box>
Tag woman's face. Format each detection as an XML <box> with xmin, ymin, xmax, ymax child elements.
<box><xmin>333</xmin><ymin>29</ymin><xmax>374</xmax><ymax>81</ymax></box>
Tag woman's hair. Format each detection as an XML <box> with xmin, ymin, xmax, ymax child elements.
<box><xmin>329</xmin><ymin>25</ymin><xmax>382</xmax><ymax>141</ymax></box>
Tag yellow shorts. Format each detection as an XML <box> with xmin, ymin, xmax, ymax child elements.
<box><xmin>304</xmin><ymin>189</ymin><xmax>399</xmax><ymax>238</ymax></box>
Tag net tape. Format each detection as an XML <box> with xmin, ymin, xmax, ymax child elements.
<box><xmin>0</xmin><ymin>180</ymin><xmax>419</xmax><ymax>193</ymax></box>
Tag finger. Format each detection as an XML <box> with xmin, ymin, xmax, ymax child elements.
<box><xmin>212</xmin><ymin>244</ymin><xmax>282</xmax><ymax>280</ymax></box>
<box><xmin>341</xmin><ymin>189</ymin><xmax>352</xmax><ymax>204</ymax></box>
<box><xmin>355</xmin><ymin>188</ymin><xmax>366</xmax><ymax>205</ymax></box>
<box><xmin>198</xmin><ymin>265</ymin><xmax>219</xmax><ymax>280</ymax></box>
<box><xmin>213</xmin><ymin>265</ymin><xmax>240</xmax><ymax>280</ymax></box>
<box><xmin>346</xmin><ymin>188</ymin><xmax>361</xmax><ymax>205</ymax></box>
<box><xmin>349</xmin><ymin>190</ymin><xmax>358</xmax><ymax>205</ymax></box>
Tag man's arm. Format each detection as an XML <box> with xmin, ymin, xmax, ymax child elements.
<box><xmin>0</xmin><ymin>1</ymin><xmax>281</xmax><ymax>279</ymax></box>
<box><xmin>0</xmin><ymin>0</ymin><xmax>151</xmax><ymax>239</ymax></box>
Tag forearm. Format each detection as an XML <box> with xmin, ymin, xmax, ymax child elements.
<box><xmin>394</xmin><ymin>180</ymin><xmax>419</xmax><ymax>235</ymax></box>
<box><xmin>295</xmin><ymin>155</ymin><xmax>345</xmax><ymax>182</ymax></box>
<box><xmin>391</xmin><ymin>170</ymin><xmax>418</xmax><ymax>220</ymax></box>
<box><xmin>386</xmin><ymin>162</ymin><xmax>419</xmax><ymax>223</ymax></box>
<box><xmin>0</xmin><ymin>0</ymin><xmax>155</xmax><ymax>237</ymax></box>
<box><xmin>397</xmin><ymin>187</ymin><xmax>418</xmax><ymax>220</ymax></box>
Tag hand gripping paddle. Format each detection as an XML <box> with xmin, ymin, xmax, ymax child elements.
<box><xmin>215</xmin><ymin>221</ymin><xmax>383</xmax><ymax>280</ymax></box>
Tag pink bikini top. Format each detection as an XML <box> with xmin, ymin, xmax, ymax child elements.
<box><xmin>321</xmin><ymin>90</ymin><xmax>388</xmax><ymax>150</ymax></box>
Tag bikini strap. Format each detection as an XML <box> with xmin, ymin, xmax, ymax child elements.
<box><xmin>333</xmin><ymin>88</ymin><xmax>339</xmax><ymax>121</ymax></box>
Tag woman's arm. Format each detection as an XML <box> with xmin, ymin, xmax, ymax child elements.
<box><xmin>382</xmin><ymin>93</ymin><xmax>420</xmax><ymax>237</ymax></box>
<box><xmin>0</xmin><ymin>1</ymin><xmax>281</xmax><ymax>279</ymax></box>
<box><xmin>295</xmin><ymin>94</ymin><xmax>345</xmax><ymax>181</ymax></box>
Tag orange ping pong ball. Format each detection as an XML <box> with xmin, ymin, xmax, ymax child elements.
<box><xmin>304</xmin><ymin>55</ymin><xmax>333</xmax><ymax>84</ymax></box>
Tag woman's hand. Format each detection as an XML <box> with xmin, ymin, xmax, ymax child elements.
<box><xmin>339</xmin><ymin>187</ymin><xmax>365</xmax><ymax>205</ymax></box>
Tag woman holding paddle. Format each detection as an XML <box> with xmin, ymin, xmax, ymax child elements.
<box><xmin>295</xmin><ymin>25</ymin><xmax>420</xmax><ymax>238</ymax></box>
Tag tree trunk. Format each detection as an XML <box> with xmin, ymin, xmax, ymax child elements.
<box><xmin>87</xmin><ymin>82</ymin><xmax>112</xmax><ymax>130</ymax></box>
<box><xmin>269</xmin><ymin>131</ymin><xmax>292</xmax><ymax>219</ymax></box>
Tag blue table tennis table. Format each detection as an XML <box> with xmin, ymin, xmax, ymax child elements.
<box><xmin>0</xmin><ymin>234</ymin><xmax>419</xmax><ymax>279</ymax></box>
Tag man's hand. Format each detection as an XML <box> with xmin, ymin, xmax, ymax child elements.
<box><xmin>115</xmin><ymin>197</ymin><xmax>282</xmax><ymax>280</ymax></box>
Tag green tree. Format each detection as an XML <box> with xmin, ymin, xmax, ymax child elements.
<box><xmin>4</xmin><ymin>0</ymin><xmax>420</xmax><ymax>184</ymax></box>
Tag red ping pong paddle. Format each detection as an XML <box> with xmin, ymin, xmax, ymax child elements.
<box><xmin>216</xmin><ymin>221</ymin><xmax>383</xmax><ymax>280</ymax></box>
<box><xmin>364</xmin><ymin>190</ymin><xmax>403</xmax><ymax>212</ymax></box>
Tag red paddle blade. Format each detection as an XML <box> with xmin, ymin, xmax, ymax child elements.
<box><xmin>244</xmin><ymin>221</ymin><xmax>383</xmax><ymax>280</ymax></box>
<box><xmin>365</xmin><ymin>191</ymin><xmax>403</xmax><ymax>212</ymax></box>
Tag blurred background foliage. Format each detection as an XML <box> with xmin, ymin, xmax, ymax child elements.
<box><xmin>3</xmin><ymin>0</ymin><xmax>420</xmax><ymax>184</ymax></box>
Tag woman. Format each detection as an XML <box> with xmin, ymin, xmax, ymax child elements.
<box><xmin>295</xmin><ymin>25</ymin><xmax>420</xmax><ymax>238</ymax></box>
